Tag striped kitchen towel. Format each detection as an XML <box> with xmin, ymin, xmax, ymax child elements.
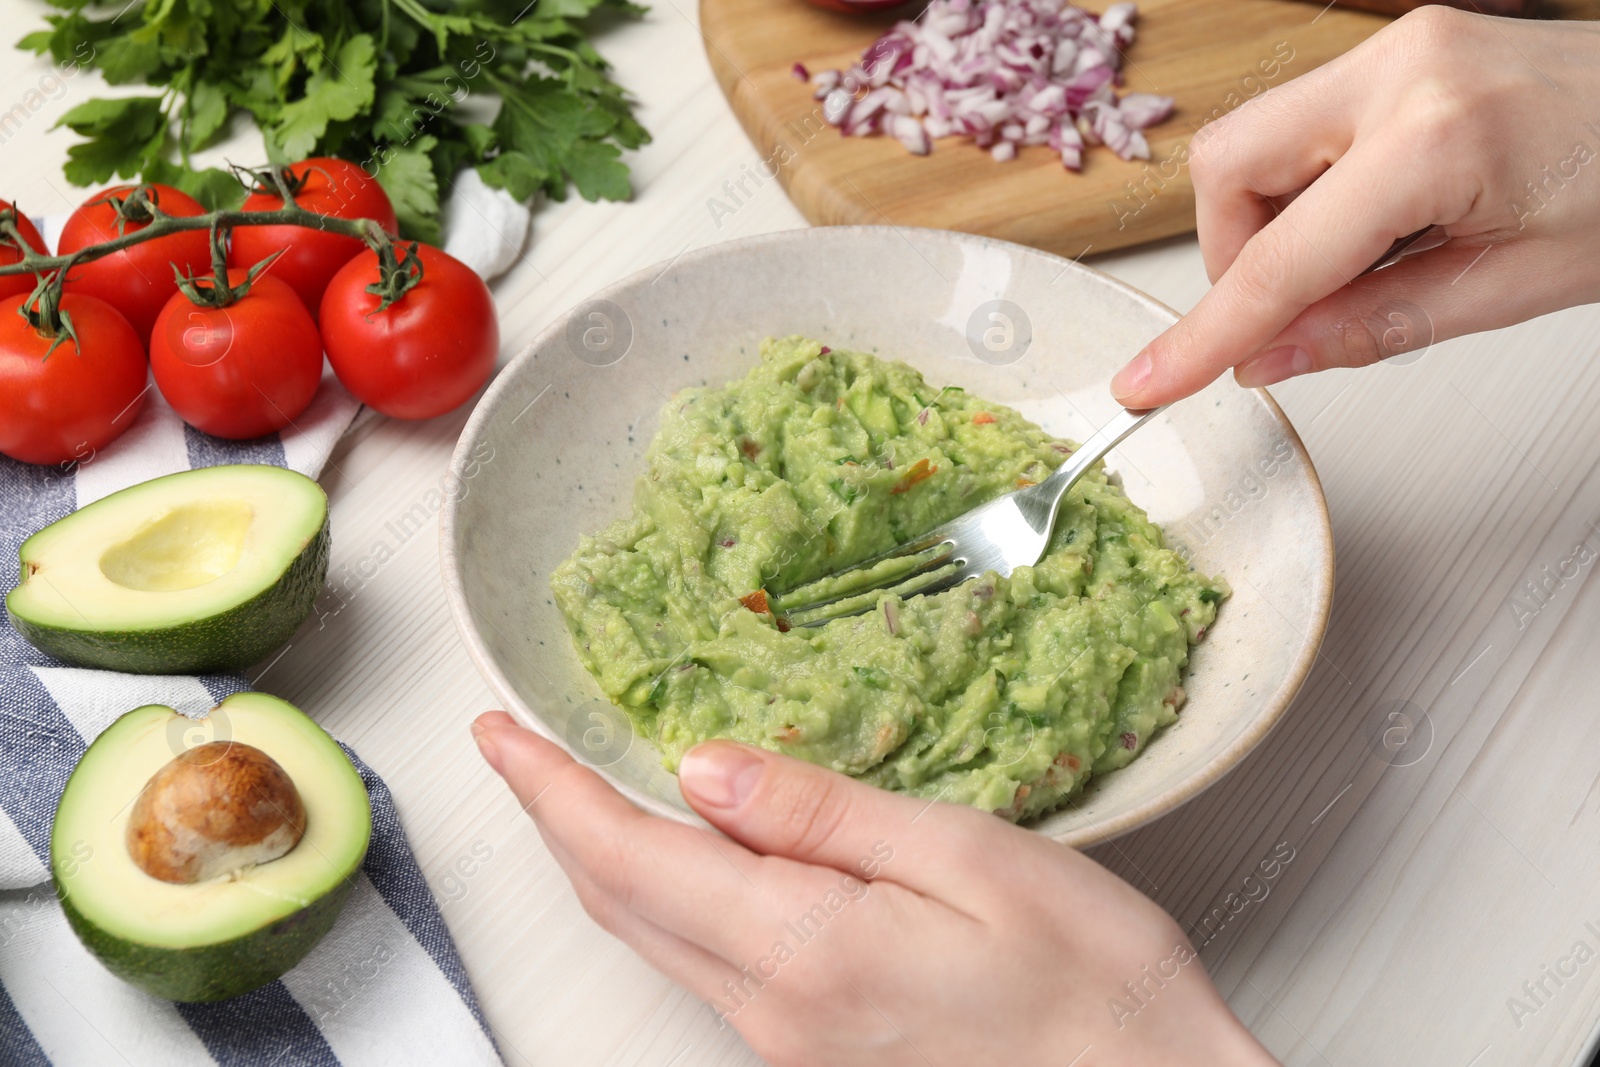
<box><xmin>0</xmin><ymin>172</ymin><xmax>529</xmax><ymax>1066</ymax></box>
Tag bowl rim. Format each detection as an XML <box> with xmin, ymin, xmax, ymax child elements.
<box><xmin>439</xmin><ymin>224</ymin><xmax>1335</xmax><ymax>847</ymax></box>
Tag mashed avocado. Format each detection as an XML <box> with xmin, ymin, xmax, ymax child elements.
<box><xmin>552</xmin><ymin>337</ymin><xmax>1227</xmax><ymax>820</ymax></box>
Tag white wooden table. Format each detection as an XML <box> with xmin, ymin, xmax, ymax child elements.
<box><xmin>7</xmin><ymin>3</ymin><xmax>1600</xmax><ymax>1064</ymax></box>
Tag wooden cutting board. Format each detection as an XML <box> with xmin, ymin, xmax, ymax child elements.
<box><xmin>699</xmin><ymin>0</ymin><xmax>1398</xmax><ymax>255</ymax></box>
<box><xmin>697</xmin><ymin>0</ymin><xmax>1454</xmax><ymax>255</ymax></box>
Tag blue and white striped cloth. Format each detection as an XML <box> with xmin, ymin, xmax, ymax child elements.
<box><xmin>0</xmin><ymin>173</ymin><xmax>529</xmax><ymax>1066</ymax></box>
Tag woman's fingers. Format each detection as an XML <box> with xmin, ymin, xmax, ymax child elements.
<box><xmin>1112</xmin><ymin>129</ymin><xmax>1447</xmax><ymax>407</ymax></box>
<box><xmin>541</xmin><ymin>834</ymin><xmax>745</xmax><ymax>999</ymax></box>
<box><xmin>1234</xmin><ymin>235</ymin><xmax>1586</xmax><ymax>385</ymax></box>
<box><xmin>1189</xmin><ymin>59</ymin><xmax>1363</xmax><ymax>283</ymax></box>
<box><xmin>473</xmin><ymin>712</ymin><xmax>779</xmax><ymax>962</ymax></box>
<box><xmin>677</xmin><ymin>740</ymin><xmax>1013</xmax><ymax>914</ymax></box>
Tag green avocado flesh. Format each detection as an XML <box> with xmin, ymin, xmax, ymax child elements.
<box><xmin>553</xmin><ymin>337</ymin><xmax>1229</xmax><ymax>821</ymax></box>
<box><xmin>7</xmin><ymin>464</ymin><xmax>329</xmax><ymax>674</ymax></box>
<box><xmin>51</xmin><ymin>693</ymin><xmax>371</xmax><ymax>1002</ymax></box>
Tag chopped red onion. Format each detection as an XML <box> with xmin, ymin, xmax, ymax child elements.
<box><xmin>1116</xmin><ymin>92</ymin><xmax>1175</xmax><ymax>129</ymax></box>
<box><xmin>823</xmin><ymin>87</ymin><xmax>853</xmax><ymax>126</ymax></box>
<box><xmin>812</xmin><ymin>0</ymin><xmax>1171</xmax><ymax>168</ymax></box>
<box><xmin>890</xmin><ymin>114</ymin><xmax>931</xmax><ymax>155</ymax></box>
<box><xmin>793</xmin><ymin>62</ymin><xmax>810</xmax><ymax>82</ymax></box>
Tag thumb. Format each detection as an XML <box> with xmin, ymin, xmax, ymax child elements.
<box><xmin>678</xmin><ymin>740</ymin><xmax>1009</xmax><ymax>906</ymax></box>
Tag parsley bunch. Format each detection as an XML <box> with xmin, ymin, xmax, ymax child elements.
<box><xmin>20</xmin><ymin>0</ymin><xmax>650</xmax><ymax>243</ymax></box>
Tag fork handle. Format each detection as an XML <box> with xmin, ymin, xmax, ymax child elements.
<box><xmin>1015</xmin><ymin>226</ymin><xmax>1438</xmax><ymax>532</ymax></box>
<box><xmin>1017</xmin><ymin>405</ymin><xmax>1167</xmax><ymax>533</ymax></box>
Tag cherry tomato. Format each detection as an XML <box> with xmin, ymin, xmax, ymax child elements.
<box><xmin>0</xmin><ymin>201</ymin><xmax>47</xmax><ymax>303</ymax></box>
<box><xmin>0</xmin><ymin>293</ymin><xmax>148</xmax><ymax>466</ymax></box>
<box><xmin>149</xmin><ymin>270</ymin><xmax>323</xmax><ymax>440</ymax></box>
<box><xmin>320</xmin><ymin>244</ymin><xmax>497</xmax><ymax>419</ymax></box>
<box><xmin>229</xmin><ymin>157</ymin><xmax>398</xmax><ymax>320</ymax></box>
<box><xmin>58</xmin><ymin>184</ymin><xmax>211</xmax><ymax>347</ymax></box>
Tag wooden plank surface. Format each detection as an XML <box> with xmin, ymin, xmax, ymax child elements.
<box><xmin>6</xmin><ymin>1</ymin><xmax>1600</xmax><ymax>1064</ymax></box>
<box><xmin>1076</xmin><ymin>250</ymin><xmax>1600</xmax><ymax>1063</ymax></box>
<box><xmin>698</xmin><ymin>0</ymin><xmax>1390</xmax><ymax>256</ymax></box>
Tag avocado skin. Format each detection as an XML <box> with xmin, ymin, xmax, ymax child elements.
<box><xmin>9</xmin><ymin>517</ymin><xmax>330</xmax><ymax>674</ymax></box>
<box><xmin>54</xmin><ymin>850</ymin><xmax>363</xmax><ymax>1003</ymax></box>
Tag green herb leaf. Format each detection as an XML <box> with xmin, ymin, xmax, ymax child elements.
<box><xmin>539</xmin><ymin>0</ymin><xmax>615</xmax><ymax>17</ymax></box>
<box><xmin>56</xmin><ymin>95</ymin><xmax>163</xmax><ymax>138</ymax></box>
<box><xmin>374</xmin><ymin>135</ymin><xmax>442</xmax><ymax>246</ymax></box>
<box><xmin>54</xmin><ymin>95</ymin><xmax>164</xmax><ymax>185</ymax></box>
<box><xmin>475</xmin><ymin>150</ymin><xmax>545</xmax><ymax>203</ymax></box>
<box><xmin>94</xmin><ymin>30</ymin><xmax>162</xmax><ymax>85</ymax></box>
<box><xmin>265</xmin><ymin>34</ymin><xmax>378</xmax><ymax>162</ymax></box>
<box><xmin>186</xmin><ymin>80</ymin><xmax>230</xmax><ymax>149</ymax></box>
<box><xmin>22</xmin><ymin>0</ymin><xmax>649</xmax><ymax>239</ymax></box>
<box><xmin>565</xmin><ymin>140</ymin><xmax>631</xmax><ymax>202</ymax></box>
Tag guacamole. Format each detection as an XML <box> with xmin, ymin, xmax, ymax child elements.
<box><xmin>551</xmin><ymin>337</ymin><xmax>1227</xmax><ymax>820</ymax></box>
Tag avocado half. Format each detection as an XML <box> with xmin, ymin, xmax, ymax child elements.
<box><xmin>51</xmin><ymin>693</ymin><xmax>371</xmax><ymax>1002</ymax></box>
<box><xmin>7</xmin><ymin>464</ymin><xmax>329</xmax><ymax>673</ymax></box>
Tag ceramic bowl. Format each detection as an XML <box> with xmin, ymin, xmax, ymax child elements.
<box><xmin>440</xmin><ymin>226</ymin><xmax>1333</xmax><ymax>846</ymax></box>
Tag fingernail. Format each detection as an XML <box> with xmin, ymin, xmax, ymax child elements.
<box><xmin>473</xmin><ymin>723</ymin><xmax>504</xmax><ymax>776</ymax></box>
<box><xmin>1110</xmin><ymin>351</ymin><xmax>1151</xmax><ymax>401</ymax></box>
<box><xmin>679</xmin><ymin>744</ymin><xmax>764</xmax><ymax>809</ymax></box>
<box><xmin>1236</xmin><ymin>345</ymin><xmax>1312</xmax><ymax>388</ymax></box>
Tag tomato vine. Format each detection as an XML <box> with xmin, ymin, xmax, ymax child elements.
<box><xmin>0</xmin><ymin>168</ymin><xmax>419</xmax><ymax>347</ymax></box>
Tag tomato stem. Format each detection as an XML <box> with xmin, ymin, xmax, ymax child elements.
<box><xmin>365</xmin><ymin>239</ymin><xmax>425</xmax><ymax>314</ymax></box>
<box><xmin>172</xmin><ymin>241</ymin><xmax>285</xmax><ymax>310</ymax></box>
<box><xmin>233</xmin><ymin>161</ymin><xmax>315</xmax><ymax>205</ymax></box>
<box><xmin>17</xmin><ymin>273</ymin><xmax>78</xmax><ymax>359</ymax></box>
<box><xmin>103</xmin><ymin>185</ymin><xmax>161</xmax><ymax>232</ymax></box>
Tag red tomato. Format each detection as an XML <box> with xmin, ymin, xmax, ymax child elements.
<box><xmin>58</xmin><ymin>184</ymin><xmax>211</xmax><ymax>346</ymax></box>
<box><xmin>320</xmin><ymin>244</ymin><xmax>497</xmax><ymax>419</ymax></box>
<box><xmin>0</xmin><ymin>293</ymin><xmax>148</xmax><ymax>466</ymax></box>
<box><xmin>149</xmin><ymin>271</ymin><xmax>323</xmax><ymax>440</ymax></box>
<box><xmin>0</xmin><ymin>200</ymin><xmax>47</xmax><ymax>303</ymax></box>
<box><xmin>229</xmin><ymin>157</ymin><xmax>398</xmax><ymax>320</ymax></box>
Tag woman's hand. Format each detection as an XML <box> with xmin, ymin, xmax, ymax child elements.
<box><xmin>1111</xmin><ymin>8</ymin><xmax>1600</xmax><ymax>407</ymax></box>
<box><xmin>472</xmin><ymin>711</ymin><xmax>1274</xmax><ymax>1066</ymax></box>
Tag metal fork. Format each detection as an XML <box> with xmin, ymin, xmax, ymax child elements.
<box><xmin>772</xmin><ymin>406</ymin><xmax>1158</xmax><ymax>627</ymax></box>
<box><xmin>773</xmin><ymin>225</ymin><xmax>1441</xmax><ymax>628</ymax></box>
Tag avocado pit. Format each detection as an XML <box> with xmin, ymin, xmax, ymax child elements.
<box><xmin>126</xmin><ymin>741</ymin><xmax>307</xmax><ymax>884</ymax></box>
